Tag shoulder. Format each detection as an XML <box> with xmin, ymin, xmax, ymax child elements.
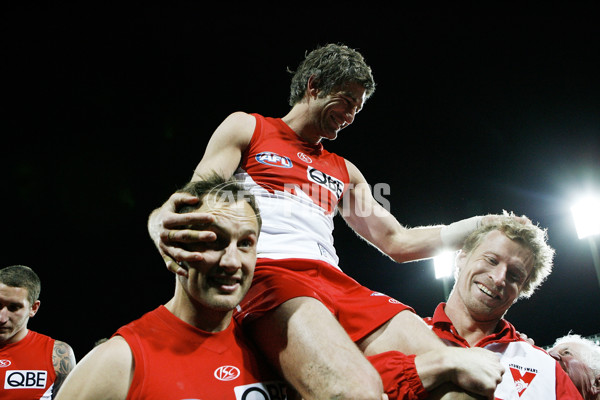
<box><xmin>54</xmin><ymin>336</ymin><xmax>133</xmax><ymax>400</ymax></box>
<box><xmin>211</xmin><ymin>111</ymin><xmax>257</xmax><ymax>147</ymax></box>
<box><xmin>86</xmin><ymin>336</ymin><xmax>133</xmax><ymax>364</ymax></box>
<box><xmin>52</xmin><ymin>340</ymin><xmax>77</xmax><ymax>374</ymax></box>
<box><xmin>53</xmin><ymin>339</ymin><xmax>75</xmax><ymax>356</ymax></box>
<box><xmin>222</xmin><ymin>111</ymin><xmax>257</xmax><ymax>131</ymax></box>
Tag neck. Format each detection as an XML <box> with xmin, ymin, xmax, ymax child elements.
<box><xmin>444</xmin><ymin>296</ymin><xmax>501</xmax><ymax>346</ymax></box>
<box><xmin>282</xmin><ymin>103</ymin><xmax>322</xmax><ymax>145</ymax></box>
<box><xmin>165</xmin><ymin>288</ymin><xmax>232</xmax><ymax>333</ymax></box>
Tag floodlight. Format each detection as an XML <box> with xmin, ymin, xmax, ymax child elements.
<box><xmin>571</xmin><ymin>195</ymin><xmax>600</xmax><ymax>239</ymax></box>
<box><xmin>434</xmin><ymin>251</ymin><xmax>457</xmax><ymax>279</ymax></box>
<box><xmin>571</xmin><ymin>194</ymin><xmax>600</xmax><ymax>288</ymax></box>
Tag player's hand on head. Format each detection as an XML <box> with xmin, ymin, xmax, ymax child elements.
<box><xmin>156</xmin><ymin>192</ymin><xmax>217</xmax><ymax>276</ymax></box>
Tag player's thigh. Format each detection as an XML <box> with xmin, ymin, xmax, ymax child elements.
<box><xmin>249</xmin><ymin>296</ymin><xmax>367</xmax><ymax>365</ymax></box>
<box><xmin>248</xmin><ymin>296</ymin><xmax>383</xmax><ymax>397</ymax></box>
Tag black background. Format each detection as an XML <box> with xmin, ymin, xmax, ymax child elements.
<box><xmin>4</xmin><ymin>3</ymin><xmax>599</xmax><ymax>360</ymax></box>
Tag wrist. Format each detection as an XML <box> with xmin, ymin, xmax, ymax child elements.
<box><xmin>414</xmin><ymin>348</ymin><xmax>457</xmax><ymax>390</ymax></box>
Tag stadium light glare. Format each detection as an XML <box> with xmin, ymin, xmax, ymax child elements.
<box><xmin>434</xmin><ymin>251</ymin><xmax>457</xmax><ymax>300</ymax></box>
<box><xmin>571</xmin><ymin>193</ymin><xmax>600</xmax><ymax>288</ymax></box>
<box><xmin>571</xmin><ymin>195</ymin><xmax>600</xmax><ymax>239</ymax></box>
<box><xmin>434</xmin><ymin>251</ymin><xmax>456</xmax><ymax>279</ymax></box>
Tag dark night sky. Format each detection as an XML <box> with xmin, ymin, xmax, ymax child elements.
<box><xmin>4</xmin><ymin>4</ymin><xmax>599</xmax><ymax>360</ymax></box>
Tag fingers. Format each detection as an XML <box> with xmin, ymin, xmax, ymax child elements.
<box><xmin>516</xmin><ymin>331</ymin><xmax>535</xmax><ymax>345</ymax></box>
<box><xmin>452</xmin><ymin>348</ymin><xmax>504</xmax><ymax>397</ymax></box>
<box><xmin>159</xmin><ymin>237</ymin><xmax>211</xmax><ymax>262</ymax></box>
<box><xmin>162</xmin><ymin>228</ymin><xmax>216</xmax><ymax>244</ymax></box>
<box><xmin>481</xmin><ymin>213</ymin><xmax>532</xmax><ymax>226</ymax></box>
<box><xmin>163</xmin><ymin>254</ymin><xmax>195</xmax><ymax>278</ymax></box>
<box><xmin>163</xmin><ymin>256</ymin><xmax>189</xmax><ymax>277</ymax></box>
<box><xmin>162</xmin><ymin>210</ymin><xmax>215</xmax><ymax>230</ymax></box>
<box><xmin>155</xmin><ymin>202</ymin><xmax>218</xmax><ymax>274</ymax></box>
<box><xmin>167</xmin><ymin>192</ymin><xmax>200</xmax><ymax>209</ymax></box>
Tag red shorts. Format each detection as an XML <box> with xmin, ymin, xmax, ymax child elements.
<box><xmin>234</xmin><ymin>258</ymin><xmax>414</xmax><ymax>342</ymax></box>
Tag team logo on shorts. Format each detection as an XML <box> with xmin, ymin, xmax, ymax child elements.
<box><xmin>214</xmin><ymin>365</ymin><xmax>241</xmax><ymax>381</ymax></box>
<box><xmin>256</xmin><ymin>152</ymin><xmax>293</xmax><ymax>168</ymax></box>
<box><xmin>370</xmin><ymin>292</ymin><xmax>401</xmax><ymax>304</ymax></box>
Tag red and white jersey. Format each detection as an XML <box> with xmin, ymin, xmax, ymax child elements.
<box><xmin>0</xmin><ymin>330</ymin><xmax>56</xmax><ymax>400</ymax></box>
<box><xmin>235</xmin><ymin>113</ymin><xmax>350</xmax><ymax>268</ymax></box>
<box><xmin>424</xmin><ymin>304</ymin><xmax>583</xmax><ymax>400</ymax></box>
<box><xmin>115</xmin><ymin>305</ymin><xmax>289</xmax><ymax>400</ymax></box>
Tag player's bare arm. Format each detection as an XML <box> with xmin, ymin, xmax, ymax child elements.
<box><xmin>148</xmin><ymin>111</ymin><xmax>255</xmax><ymax>275</ymax></box>
<box><xmin>54</xmin><ymin>337</ymin><xmax>133</xmax><ymax>400</ymax></box>
<box><xmin>340</xmin><ymin>159</ymin><xmax>444</xmax><ymax>263</ymax></box>
<box><xmin>51</xmin><ymin>340</ymin><xmax>76</xmax><ymax>399</ymax></box>
<box><xmin>192</xmin><ymin>111</ymin><xmax>255</xmax><ymax>179</ymax></box>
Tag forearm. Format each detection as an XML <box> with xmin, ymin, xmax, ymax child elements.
<box><xmin>385</xmin><ymin>216</ymin><xmax>484</xmax><ymax>263</ymax></box>
<box><xmin>414</xmin><ymin>349</ymin><xmax>457</xmax><ymax>391</ymax></box>
<box><xmin>383</xmin><ymin>225</ymin><xmax>445</xmax><ymax>263</ymax></box>
<box><xmin>343</xmin><ymin>203</ymin><xmax>445</xmax><ymax>263</ymax></box>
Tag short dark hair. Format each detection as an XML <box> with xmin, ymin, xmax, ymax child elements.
<box><xmin>288</xmin><ymin>43</ymin><xmax>376</xmax><ymax>106</ymax></box>
<box><xmin>177</xmin><ymin>174</ymin><xmax>262</xmax><ymax>230</ymax></box>
<box><xmin>0</xmin><ymin>265</ymin><xmax>41</xmax><ymax>305</ymax></box>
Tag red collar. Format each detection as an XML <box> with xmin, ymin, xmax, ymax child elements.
<box><xmin>426</xmin><ymin>303</ymin><xmax>520</xmax><ymax>348</ymax></box>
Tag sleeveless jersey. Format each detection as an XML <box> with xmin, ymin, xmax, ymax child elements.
<box><xmin>115</xmin><ymin>305</ymin><xmax>289</xmax><ymax>400</ymax></box>
<box><xmin>424</xmin><ymin>304</ymin><xmax>583</xmax><ymax>400</ymax></box>
<box><xmin>0</xmin><ymin>330</ymin><xmax>56</xmax><ymax>400</ymax></box>
<box><xmin>235</xmin><ymin>113</ymin><xmax>350</xmax><ymax>268</ymax></box>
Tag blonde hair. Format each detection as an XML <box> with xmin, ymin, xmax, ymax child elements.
<box><xmin>458</xmin><ymin>212</ymin><xmax>555</xmax><ymax>299</ymax></box>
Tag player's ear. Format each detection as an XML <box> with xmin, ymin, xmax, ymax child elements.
<box><xmin>29</xmin><ymin>300</ymin><xmax>40</xmax><ymax>318</ymax></box>
<box><xmin>592</xmin><ymin>372</ymin><xmax>600</xmax><ymax>395</ymax></box>
<box><xmin>455</xmin><ymin>250</ymin><xmax>467</xmax><ymax>269</ymax></box>
<box><xmin>307</xmin><ymin>75</ymin><xmax>320</xmax><ymax>98</ymax></box>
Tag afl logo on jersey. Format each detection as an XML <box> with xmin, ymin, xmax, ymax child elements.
<box><xmin>297</xmin><ymin>152</ymin><xmax>312</xmax><ymax>163</ymax></box>
<box><xmin>0</xmin><ymin>360</ymin><xmax>11</xmax><ymax>367</ymax></box>
<box><xmin>214</xmin><ymin>365</ymin><xmax>241</xmax><ymax>381</ymax></box>
<box><xmin>256</xmin><ymin>152</ymin><xmax>293</xmax><ymax>168</ymax></box>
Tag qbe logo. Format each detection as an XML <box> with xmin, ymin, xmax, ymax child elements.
<box><xmin>4</xmin><ymin>370</ymin><xmax>47</xmax><ymax>389</ymax></box>
<box><xmin>307</xmin><ymin>167</ymin><xmax>344</xmax><ymax>199</ymax></box>
<box><xmin>234</xmin><ymin>381</ymin><xmax>289</xmax><ymax>400</ymax></box>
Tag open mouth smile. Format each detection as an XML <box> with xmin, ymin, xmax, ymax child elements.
<box><xmin>477</xmin><ymin>283</ymin><xmax>501</xmax><ymax>300</ymax></box>
<box><xmin>210</xmin><ymin>276</ymin><xmax>242</xmax><ymax>292</ymax></box>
